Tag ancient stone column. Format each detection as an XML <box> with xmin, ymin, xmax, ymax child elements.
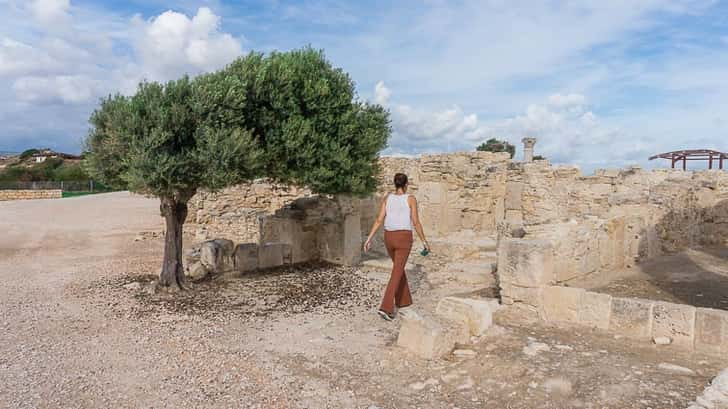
<box><xmin>522</xmin><ymin>137</ymin><xmax>537</xmax><ymax>162</ymax></box>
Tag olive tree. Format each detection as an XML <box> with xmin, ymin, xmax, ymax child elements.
<box><xmin>84</xmin><ymin>48</ymin><xmax>390</xmax><ymax>289</ymax></box>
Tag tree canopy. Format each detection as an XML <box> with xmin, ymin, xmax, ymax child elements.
<box><xmin>84</xmin><ymin>47</ymin><xmax>391</xmax><ymax>288</ymax></box>
<box><xmin>476</xmin><ymin>138</ymin><xmax>515</xmax><ymax>158</ymax></box>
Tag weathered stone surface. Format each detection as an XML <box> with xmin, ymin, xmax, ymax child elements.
<box><xmin>234</xmin><ymin>243</ymin><xmax>258</xmax><ymax>272</ymax></box>
<box><xmin>689</xmin><ymin>367</ymin><xmax>728</xmax><ymax>409</ymax></box>
<box><xmin>342</xmin><ymin>213</ymin><xmax>362</xmax><ymax>266</ymax></box>
<box><xmin>609</xmin><ymin>297</ymin><xmax>654</xmax><ymax>339</ymax></box>
<box><xmin>200</xmin><ymin>239</ymin><xmax>234</xmax><ymax>274</ymax></box>
<box><xmin>186</xmin><ymin>262</ymin><xmax>209</xmax><ymax>281</ymax></box>
<box><xmin>542</xmin><ymin>286</ymin><xmax>585</xmax><ymax>324</ymax></box>
<box><xmin>500</xmin><ymin>284</ymin><xmax>543</xmax><ymax>308</ymax></box>
<box><xmin>497</xmin><ymin>239</ymin><xmax>554</xmax><ymax>288</ymax></box>
<box><xmin>397</xmin><ymin>310</ymin><xmax>469</xmax><ymax>360</ymax></box>
<box><xmin>577</xmin><ymin>291</ymin><xmax>612</xmax><ymax>330</ymax></box>
<box><xmin>436</xmin><ymin>297</ymin><xmax>493</xmax><ymax>336</ymax></box>
<box><xmin>505</xmin><ymin>182</ymin><xmax>523</xmax><ymax>210</ymax></box>
<box><xmin>657</xmin><ymin>363</ymin><xmax>695</xmax><ymax>376</ymax></box>
<box><xmin>651</xmin><ymin>302</ymin><xmax>696</xmax><ymax>349</ymax></box>
<box><xmin>258</xmin><ymin>242</ymin><xmax>290</xmax><ymax>269</ymax></box>
<box><xmin>505</xmin><ymin>209</ymin><xmax>524</xmax><ymax>225</ymax></box>
<box><xmin>695</xmin><ymin>308</ymin><xmax>728</xmax><ymax>354</ymax></box>
<box><xmin>0</xmin><ymin>189</ymin><xmax>62</xmax><ymax>201</ymax></box>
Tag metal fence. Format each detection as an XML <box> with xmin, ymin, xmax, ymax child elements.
<box><xmin>0</xmin><ymin>180</ymin><xmax>112</xmax><ymax>192</ymax></box>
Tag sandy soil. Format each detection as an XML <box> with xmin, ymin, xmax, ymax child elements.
<box><xmin>1</xmin><ymin>192</ymin><xmax>726</xmax><ymax>408</ymax></box>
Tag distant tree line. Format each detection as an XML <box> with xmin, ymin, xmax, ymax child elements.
<box><xmin>0</xmin><ymin>157</ymin><xmax>90</xmax><ymax>182</ymax></box>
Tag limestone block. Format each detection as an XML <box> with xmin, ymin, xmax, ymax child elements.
<box><xmin>436</xmin><ymin>297</ymin><xmax>493</xmax><ymax>336</ymax></box>
<box><xmin>588</xmin><ymin>183</ymin><xmax>614</xmax><ymax>196</ymax></box>
<box><xmin>342</xmin><ymin>213</ymin><xmax>362</xmax><ymax>266</ymax></box>
<box><xmin>497</xmin><ymin>239</ymin><xmax>554</xmax><ymax>288</ymax></box>
<box><xmin>651</xmin><ymin>302</ymin><xmax>696</xmax><ymax>349</ymax></box>
<box><xmin>445</xmin><ymin>208</ymin><xmax>463</xmax><ymax>233</ymax></box>
<box><xmin>420</xmin><ymin>205</ymin><xmax>446</xmax><ymax>236</ymax></box>
<box><xmin>695</xmin><ymin>308</ymin><xmax>728</xmax><ymax>354</ymax></box>
<box><xmin>542</xmin><ymin>286</ymin><xmax>585</xmax><ymax>324</ymax></box>
<box><xmin>577</xmin><ymin>291</ymin><xmax>612</xmax><ymax>330</ymax></box>
<box><xmin>505</xmin><ymin>182</ymin><xmax>524</xmax><ymax>210</ymax></box>
<box><xmin>505</xmin><ymin>209</ymin><xmax>523</xmax><ymax>225</ymax></box>
<box><xmin>200</xmin><ymin>239</ymin><xmax>234</xmax><ymax>274</ymax></box>
<box><xmin>234</xmin><ymin>243</ymin><xmax>258</xmax><ymax>272</ymax></box>
<box><xmin>609</xmin><ymin>297</ymin><xmax>654</xmax><ymax>339</ymax></box>
<box><xmin>258</xmin><ymin>242</ymin><xmax>291</xmax><ymax>269</ymax></box>
<box><xmin>185</xmin><ymin>262</ymin><xmax>209</xmax><ymax>281</ymax></box>
<box><xmin>495</xmin><ymin>197</ymin><xmax>505</xmax><ymax>223</ymax></box>
<box><xmin>499</xmin><ymin>284</ymin><xmax>543</xmax><ymax>308</ymax></box>
<box><xmin>397</xmin><ymin>310</ymin><xmax>469</xmax><ymax>360</ymax></box>
<box><xmin>419</xmin><ymin>182</ymin><xmax>447</xmax><ymax>205</ymax></box>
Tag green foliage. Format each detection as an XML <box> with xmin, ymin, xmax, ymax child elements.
<box><xmin>19</xmin><ymin>149</ymin><xmax>40</xmax><ymax>160</ymax></box>
<box><xmin>84</xmin><ymin>47</ymin><xmax>390</xmax><ymax>200</ymax></box>
<box><xmin>476</xmin><ymin>138</ymin><xmax>515</xmax><ymax>158</ymax></box>
<box><xmin>533</xmin><ymin>155</ymin><xmax>546</xmax><ymax>161</ymax></box>
<box><xmin>0</xmin><ymin>157</ymin><xmax>89</xmax><ymax>182</ymax></box>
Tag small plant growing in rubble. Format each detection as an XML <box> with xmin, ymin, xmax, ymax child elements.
<box><xmin>84</xmin><ymin>47</ymin><xmax>390</xmax><ymax>290</ymax></box>
<box><xmin>476</xmin><ymin>138</ymin><xmax>515</xmax><ymax>158</ymax></box>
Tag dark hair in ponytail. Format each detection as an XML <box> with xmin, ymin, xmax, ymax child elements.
<box><xmin>394</xmin><ymin>173</ymin><xmax>408</xmax><ymax>189</ymax></box>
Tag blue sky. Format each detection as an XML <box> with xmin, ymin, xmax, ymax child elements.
<box><xmin>1</xmin><ymin>0</ymin><xmax>727</xmax><ymax>172</ymax></box>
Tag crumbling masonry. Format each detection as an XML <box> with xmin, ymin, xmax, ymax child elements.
<box><xmin>187</xmin><ymin>151</ymin><xmax>728</xmax><ymax>356</ymax></box>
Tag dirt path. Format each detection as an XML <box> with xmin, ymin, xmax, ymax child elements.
<box><xmin>1</xmin><ymin>193</ymin><xmax>725</xmax><ymax>408</ymax></box>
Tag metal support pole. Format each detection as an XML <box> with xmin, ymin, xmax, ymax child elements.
<box><xmin>683</xmin><ymin>157</ymin><xmax>687</xmax><ymax>171</ymax></box>
<box><xmin>709</xmin><ymin>155</ymin><xmax>713</xmax><ymax>169</ymax></box>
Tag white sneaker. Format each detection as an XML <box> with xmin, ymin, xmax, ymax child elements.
<box><xmin>377</xmin><ymin>310</ymin><xmax>395</xmax><ymax>321</ymax></box>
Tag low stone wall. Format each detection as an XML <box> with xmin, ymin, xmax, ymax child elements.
<box><xmin>0</xmin><ymin>189</ymin><xmax>62</xmax><ymax>201</ymax></box>
<box><xmin>497</xmin><ymin>237</ymin><xmax>728</xmax><ymax>355</ymax></box>
<box><xmin>539</xmin><ymin>285</ymin><xmax>728</xmax><ymax>355</ymax></box>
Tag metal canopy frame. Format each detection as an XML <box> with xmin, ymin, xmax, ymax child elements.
<box><xmin>649</xmin><ymin>149</ymin><xmax>728</xmax><ymax>170</ymax></box>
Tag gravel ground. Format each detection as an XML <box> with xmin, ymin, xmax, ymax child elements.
<box><xmin>1</xmin><ymin>192</ymin><xmax>726</xmax><ymax>408</ymax></box>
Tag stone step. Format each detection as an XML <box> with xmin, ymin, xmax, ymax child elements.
<box><xmin>444</xmin><ymin>262</ymin><xmax>496</xmax><ymax>284</ymax></box>
<box><xmin>428</xmin><ymin>236</ymin><xmax>497</xmax><ymax>259</ymax></box>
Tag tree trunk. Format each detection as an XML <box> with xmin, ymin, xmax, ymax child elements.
<box><xmin>159</xmin><ymin>196</ymin><xmax>189</xmax><ymax>289</ymax></box>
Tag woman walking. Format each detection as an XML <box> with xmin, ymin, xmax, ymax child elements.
<box><xmin>364</xmin><ymin>173</ymin><xmax>430</xmax><ymax>321</ymax></box>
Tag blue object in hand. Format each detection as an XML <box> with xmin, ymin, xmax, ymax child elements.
<box><xmin>420</xmin><ymin>247</ymin><xmax>430</xmax><ymax>256</ymax></box>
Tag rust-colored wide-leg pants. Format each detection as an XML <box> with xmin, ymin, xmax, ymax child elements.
<box><xmin>379</xmin><ymin>230</ymin><xmax>413</xmax><ymax>315</ymax></box>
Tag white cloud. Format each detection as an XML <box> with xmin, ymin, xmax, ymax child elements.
<box><xmin>28</xmin><ymin>0</ymin><xmax>70</xmax><ymax>26</ymax></box>
<box><xmin>13</xmin><ymin>75</ymin><xmax>98</xmax><ymax>103</ymax></box>
<box><xmin>378</xmin><ymin>82</ymin><xmax>640</xmax><ymax>171</ymax></box>
<box><xmin>132</xmin><ymin>7</ymin><xmax>243</xmax><ymax>81</ymax></box>
<box><xmin>0</xmin><ymin>38</ymin><xmax>59</xmax><ymax>76</ymax></box>
<box><xmin>0</xmin><ymin>3</ymin><xmax>243</xmax><ymax>151</ymax></box>
<box><xmin>374</xmin><ymin>81</ymin><xmax>390</xmax><ymax>106</ymax></box>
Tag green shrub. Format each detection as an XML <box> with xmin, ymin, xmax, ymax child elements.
<box><xmin>19</xmin><ymin>149</ymin><xmax>40</xmax><ymax>160</ymax></box>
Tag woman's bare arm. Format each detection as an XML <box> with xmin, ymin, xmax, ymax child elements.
<box><xmin>408</xmin><ymin>195</ymin><xmax>430</xmax><ymax>250</ymax></box>
<box><xmin>364</xmin><ymin>195</ymin><xmax>387</xmax><ymax>252</ymax></box>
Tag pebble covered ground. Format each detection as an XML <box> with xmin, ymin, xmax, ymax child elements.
<box><xmin>2</xmin><ymin>192</ymin><xmax>727</xmax><ymax>408</ymax></box>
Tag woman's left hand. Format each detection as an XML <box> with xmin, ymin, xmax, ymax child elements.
<box><xmin>363</xmin><ymin>238</ymin><xmax>372</xmax><ymax>252</ymax></box>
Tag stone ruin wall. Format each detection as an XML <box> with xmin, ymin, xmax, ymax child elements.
<box><xmin>503</xmin><ymin>161</ymin><xmax>728</xmax><ymax>287</ymax></box>
<box><xmin>0</xmin><ymin>189</ymin><xmax>62</xmax><ymax>201</ymax></box>
<box><xmin>187</xmin><ymin>151</ymin><xmax>512</xmax><ymax>269</ymax></box>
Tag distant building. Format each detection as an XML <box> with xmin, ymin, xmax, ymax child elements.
<box><xmin>32</xmin><ymin>149</ymin><xmax>81</xmax><ymax>163</ymax></box>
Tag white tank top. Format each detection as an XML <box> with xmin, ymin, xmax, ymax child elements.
<box><xmin>384</xmin><ymin>194</ymin><xmax>412</xmax><ymax>231</ymax></box>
